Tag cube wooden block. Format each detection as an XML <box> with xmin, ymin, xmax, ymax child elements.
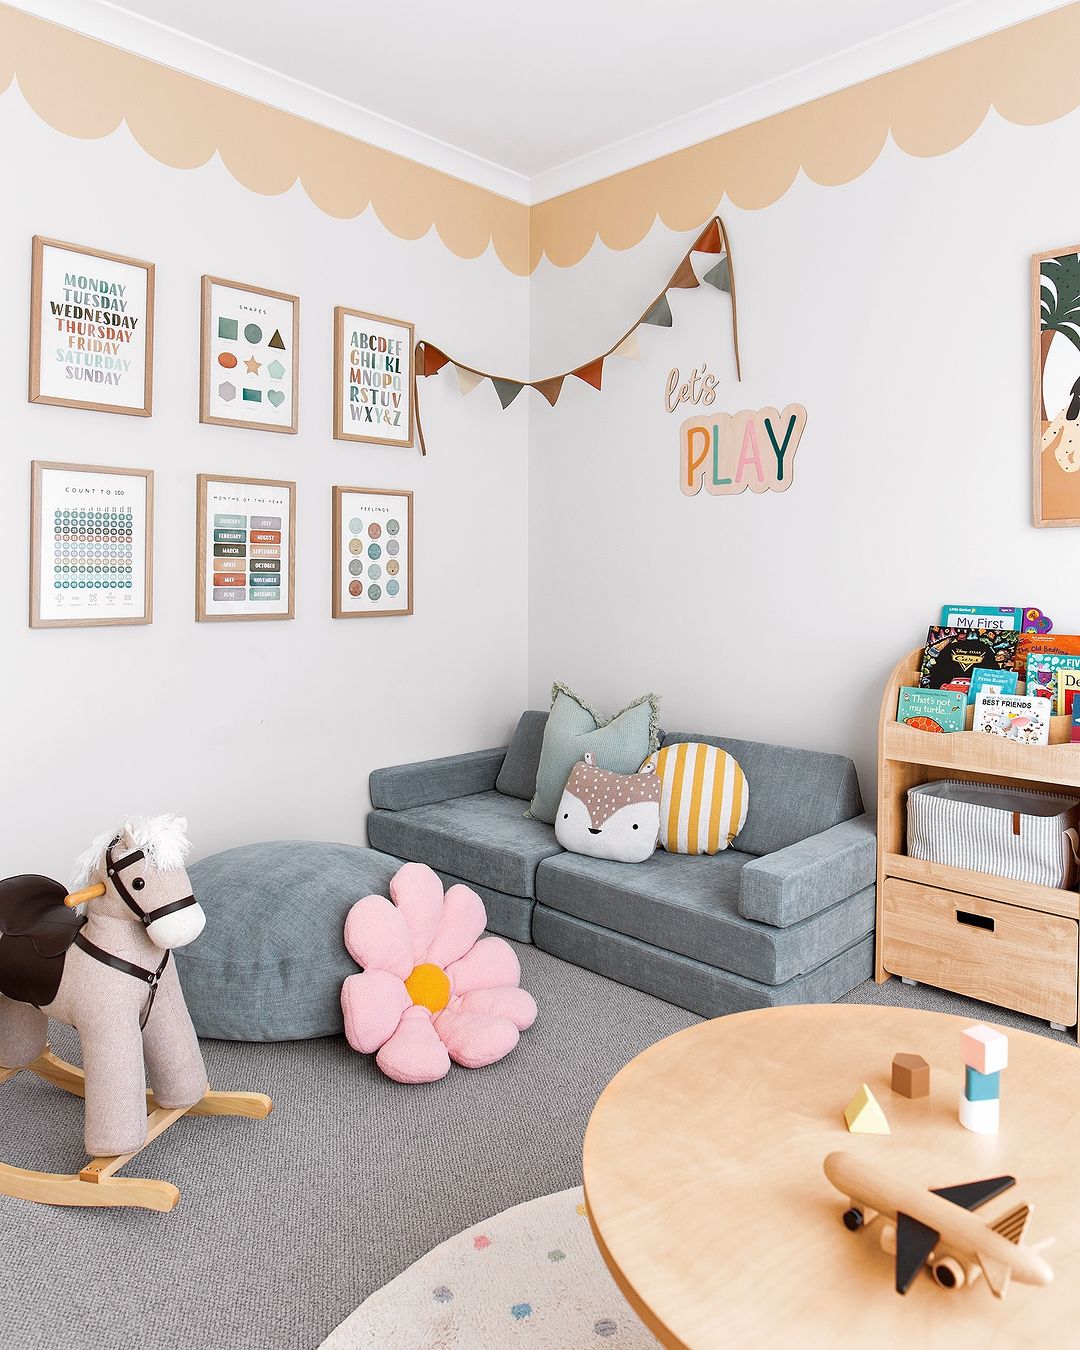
<box><xmin>891</xmin><ymin>1052</ymin><xmax>930</xmax><ymax>1098</ymax></box>
<box><xmin>965</xmin><ymin>1065</ymin><xmax>1000</xmax><ymax>1102</ymax></box>
<box><xmin>962</xmin><ymin>1023</ymin><xmax>1008</xmax><ymax>1075</ymax></box>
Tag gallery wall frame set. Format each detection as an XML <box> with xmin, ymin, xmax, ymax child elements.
<box><xmin>333</xmin><ymin>307</ymin><xmax>415</xmax><ymax>447</ymax></box>
<box><xmin>29</xmin><ymin>237</ymin><xmax>155</xmax><ymax>417</ymax></box>
<box><xmin>195</xmin><ymin>474</ymin><xmax>296</xmax><ymax>622</ymax></box>
<box><xmin>29</xmin><ymin>460</ymin><xmax>154</xmax><ymax>629</ymax></box>
<box><xmin>332</xmin><ymin>486</ymin><xmax>413</xmax><ymax>618</ymax></box>
<box><xmin>200</xmin><ymin>277</ymin><xmax>299</xmax><ymax>434</ymax></box>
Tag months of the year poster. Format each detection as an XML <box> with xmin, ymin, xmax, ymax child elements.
<box><xmin>196</xmin><ymin>475</ymin><xmax>295</xmax><ymax>621</ymax></box>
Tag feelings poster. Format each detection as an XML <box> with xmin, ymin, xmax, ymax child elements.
<box><xmin>201</xmin><ymin>278</ymin><xmax>299</xmax><ymax>433</ymax></box>
<box><xmin>334</xmin><ymin>308</ymin><xmax>414</xmax><ymax>447</ymax></box>
<box><xmin>30</xmin><ymin>461</ymin><xmax>153</xmax><ymax>628</ymax></box>
<box><xmin>332</xmin><ymin>486</ymin><xmax>412</xmax><ymax>618</ymax></box>
<box><xmin>196</xmin><ymin>475</ymin><xmax>295</xmax><ymax>621</ymax></box>
<box><xmin>30</xmin><ymin>238</ymin><xmax>154</xmax><ymax>416</ymax></box>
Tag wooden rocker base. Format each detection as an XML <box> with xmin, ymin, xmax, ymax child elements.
<box><xmin>0</xmin><ymin>1047</ymin><xmax>272</xmax><ymax>1212</ymax></box>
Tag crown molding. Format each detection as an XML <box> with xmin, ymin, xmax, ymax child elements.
<box><xmin>3</xmin><ymin>0</ymin><xmax>533</xmax><ymax>203</ymax></box>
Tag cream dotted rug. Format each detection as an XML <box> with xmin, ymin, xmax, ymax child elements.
<box><xmin>319</xmin><ymin>1187</ymin><xmax>657</xmax><ymax>1348</ymax></box>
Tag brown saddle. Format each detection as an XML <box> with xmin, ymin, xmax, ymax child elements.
<box><xmin>0</xmin><ymin>874</ymin><xmax>86</xmax><ymax>1008</ymax></box>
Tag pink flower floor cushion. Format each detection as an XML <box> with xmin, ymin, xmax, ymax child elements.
<box><xmin>340</xmin><ymin>862</ymin><xmax>537</xmax><ymax>1084</ymax></box>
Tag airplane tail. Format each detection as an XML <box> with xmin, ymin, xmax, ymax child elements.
<box><xmin>991</xmin><ymin>1203</ymin><xmax>1031</xmax><ymax>1245</ymax></box>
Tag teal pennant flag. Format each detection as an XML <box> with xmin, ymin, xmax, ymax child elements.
<box><xmin>641</xmin><ymin>294</ymin><xmax>673</xmax><ymax>327</ymax></box>
<box><xmin>492</xmin><ymin>378</ymin><xmax>525</xmax><ymax>408</ymax></box>
<box><xmin>702</xmin><ymin>257</ymin><xmax>731</xmax><ymax>293</ymax></box>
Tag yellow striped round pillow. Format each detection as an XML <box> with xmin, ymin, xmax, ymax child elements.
<box><xmin>643</xmin><ymin>743</ymin><xmax>748</xmax><ymax>854</ymax></box>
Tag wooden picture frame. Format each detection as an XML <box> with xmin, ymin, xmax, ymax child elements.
<box><xmin>332</xmin><ymin>486</ymin><xmax>413</xmax><ymax>618</ymax></box>
<box><xmin>30</xmin><ymin>460</ymin><xmax>153</xmax><ymax>628</ymax></box>
<box><xmin>29</xmin><ymin>237</ymin><xmax>154</xmax><ymax>417</ymax></box>
<box><xmin>196</xmin><ymin>474</ymin><xmax>296</xmax><ymax>622</ymax></box>
<box><xmin>333</xmin><ymin>307</ymin><xmax>415</xmax><ymax>447</ymax></box>
<box><xmin>1033</xmin><ymin>241</ymin><xmax>1080</xmax><ymax>527</ymax></box>
<box><xmin>200</xmin><ymin>277</ymin><xmax>299</xmax><ymax>434</ymax></box>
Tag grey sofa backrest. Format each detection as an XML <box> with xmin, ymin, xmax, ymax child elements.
<box><xmin>496</xmin><ymin>711</ymin><xmax>549</xmax><ymax>800</ymax></box>
<box><xmin>661</xmin><ymin>731</ymin><xmax>863</xmax><ymax>856</ymax></box>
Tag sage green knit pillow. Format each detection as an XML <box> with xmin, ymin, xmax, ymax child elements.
<box><xmin>527</xmin><ymin>683</ymin><xmax>661</xmax><ymax>825</ymax></box>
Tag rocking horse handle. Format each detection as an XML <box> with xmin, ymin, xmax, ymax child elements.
<box><xmin>64</xmin><ymin>883</ymin><xmax>107</xmax><ymax>908</ymax></box>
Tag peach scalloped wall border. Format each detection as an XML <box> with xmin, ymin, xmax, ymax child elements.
<box><xmin>2</xmin><ymin>4</ymin><xmax>1079</xmax><ymax>276</ymax></box>
<box><xmin>0</xmin><ymin>6</ymin><xmax>531</xmax><ymax>275</ymax></box>
<box><xmin>533</xmin><ymin>3</ymin><xmax>1080</xmax><ymax>270</ymax></box>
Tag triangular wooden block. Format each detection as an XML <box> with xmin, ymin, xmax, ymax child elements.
<box><xmin>843</xmin><ymin>1083</ymin><xmax>890</xmax><ymax>1135</ymax></box>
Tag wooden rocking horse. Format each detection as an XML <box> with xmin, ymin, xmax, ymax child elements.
<box><xmin>0</xmin><ymin>814</ymin><xmax>271</xmax><ymax>1211</ymax></box>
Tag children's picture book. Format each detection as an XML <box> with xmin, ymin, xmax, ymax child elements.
<box><xmin>1056</xmin><ymin>667</ymin><xmax>1080</xmax><ymax>715</ymax></box>
<box><xmin>1072</xmin><ymin>704</ymin><xmax>1080</xmax><ymax>744</ymax></box>
<box><xmin>967</xmin><ymin>666</ymin><xmax>1019</xmax><ymax>705</ymax></box>
<box><xmin>919</xmin><ymin>627</ymin><xmax>1020</xmax><ymax>692</ymax></box>
<box><xmin>940</xmin><ymin>605</ymin><xmax>1053</xmax><ymax>634</ymax></box>
<box><xmin>1015</xmin><ymin>632</ymin><xmax>1080</xmax><ymax>674</ymax></box>
<box><xmin>897</xmin><ymin>686</ymin><xmax>966</xmax><ymax>733</ymax></box>
<box><xmin>973</xmin><ymin>691</ymin><xmax>1051</xmax><ymax>745</ymax></box>
<box><xmin>1024</xmin><ymin>651</ymin><xmax>1080</xmax><ymax>699</ymax></box>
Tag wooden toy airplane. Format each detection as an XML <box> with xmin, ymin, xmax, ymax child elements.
<box><xmin>823</xmin><ymin>1151</ymin><xmax>1054</xmax><ymax>1298</ymax></box>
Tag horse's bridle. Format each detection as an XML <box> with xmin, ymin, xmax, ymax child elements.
<box><xmin>71</xmin><ymin>836</ymin><xmax>198</xmax><ymax>1028</ymax></box>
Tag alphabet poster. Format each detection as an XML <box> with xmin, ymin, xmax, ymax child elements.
<box><xmin>29</xmin><ymin>238</ymin><xmax>154</xmax><ymax>416</ymax></box>
<box><xmin>196</xmin><ymin>475</ymin><xmax>295</xmax><ymax>621</ymax></box>
<box><xmin>201</xmin><ymin>277</ymin><xmax>299</xmax><ymax>433</ymax></box>
<box><xmin>334</xmin><ymin>308</ymin><xmax>414</xmax><ymax>447</ymax></box>
<box><xmin>332</xmin><ymin>486</ymin><xmax>413</xmax><ymax>618</ymax></box>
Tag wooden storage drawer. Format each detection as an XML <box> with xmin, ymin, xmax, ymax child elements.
<box><xmin>882</xmin><ymin>878</ymin><xmax>1078</xmax><ymax>1026</ymax></box>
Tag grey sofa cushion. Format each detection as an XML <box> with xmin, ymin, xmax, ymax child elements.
<box><xmin>495</xmin><ymin>711</ymin><xmax>549</xmax><ymax>800</ymax></box>
<box><xmin>432</xmin><ymin>867</ymin><xmax>534</xmax><ymax>943</ymax></box>
<box><xmin>661</xmin><ymin>732</ymin><xmax>863</xmax><ymax>856</ymax></box>
<box><xmin>532</xmin><ymin>906</ymin><xmax>874</xmax><ymax>1018</ymax></box>
<box><xmin>368</xmin><ymin>791</ymin><xmax>563</xmax><ymax>898</ymax></box>
<box><xmin>370</xmin><ymin>747</ymin><xmax>507</xmax><ymax>812</ymax></box>
<box><xmin>739</xmin><ymin>814</ymin><xmax>877</xmax><ymax>927</ymax></box>
<box><xmin>535</xmin><ymin>849</ymin><xmax>875</xmax><ymax>985</ymax></box>
<box><xmin>181</xmin><ymin>841</ymin><xmax>405</xmax><ymax>1041</ymax></box>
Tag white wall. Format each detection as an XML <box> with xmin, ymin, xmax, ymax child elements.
<box><xmin>1</xmin><ymin>86</ymin><xmax>530</xmax><ymax>878</ymax></box>
<box><xmin>528</xmin><ymin>108</ymin><xmax>1080</xmax><ymax>801</ymax></box>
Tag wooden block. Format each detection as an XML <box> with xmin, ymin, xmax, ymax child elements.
<box><xmin>965</xmin><ymin>1065</ymin><xmax>1001</xmax><ymax>1102</ymax></box>
<box><xmin>843</xmin><ymin>1083</ymin><xmax>891</xmax><ymax>1134</ymax></box>
<box><xmin>959</xmin><ymin>1092</ymin><xmax>999</xmax><ymax>1135</ymax></box>
<box><xmin>962</xmin><ymin>1023</ymin><xmax>1009</xmax><ymax>1075</ymax></box>
<box><xmin>891</xmin><ymin>1052</ymin><xmax>930</xmax><ymax>1098</ymax></box>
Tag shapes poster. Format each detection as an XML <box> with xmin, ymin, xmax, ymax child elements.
<box><xmin>201</xmin><ymin>277</ymin><xmax>298</xmax><ymax>433</ymax></box>
<box><xmin>196</xmin><ymin>475</ymin><xmax>295</xmax><ymax>621</ymax></box>
<box><xmin>333</xmin><ymin>308</ymin><xmax>414</xmax><ymax>447</ymax></box>
<box><xmin>29</xmin><ymin>237</ymin><xmax>154</xmax><ymax>416</ymax></box>
<box><xmin>30</xmin><ymin>460</ymin><xmax>153</xmax><ymax>628</ymax></box>
<box><xmin>332</xmin><ymin>486</ymin><xmax>412</xmax><ymax>618</ymax></box>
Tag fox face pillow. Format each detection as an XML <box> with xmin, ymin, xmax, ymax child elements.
<box><xmin>554</xmin><ymin>753</ymin><xmax>660</xmax><ymax>863</ymax></box>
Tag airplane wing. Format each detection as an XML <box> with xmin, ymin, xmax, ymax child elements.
<box><xmin>930</xmin><ymin>1176</ymin><xmax>1016</xmax><ymax>1211</ymax></box>
<box><xmin>895</xmin><ymin>1213</ymin><xmax>940</xmax><ymax>1294</ymax></box>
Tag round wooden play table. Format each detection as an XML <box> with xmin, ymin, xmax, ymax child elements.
<box><xmin>583</xmin><ymin>1003</ymin><xmax>1079</xmax><ymax>1348</ymax></box>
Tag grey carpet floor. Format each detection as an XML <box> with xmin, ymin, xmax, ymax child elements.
<box><xmin>0</xmin><ymin>944</ymin><xmax>1073</xmax><ymax>1350</ymax></box>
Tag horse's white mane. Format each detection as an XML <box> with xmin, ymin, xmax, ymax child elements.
<box><xmin>71</xmin><ymin>814</ymin><xmax>191</xmax><ymax>888</ymax></box>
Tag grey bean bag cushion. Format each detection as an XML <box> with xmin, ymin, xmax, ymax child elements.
<box><xmin>177</xmin><ymin>841</ymin><xmax>404</xmax><ymax>1041</ymax></box>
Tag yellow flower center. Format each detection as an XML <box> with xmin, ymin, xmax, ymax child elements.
<box><xmin>404</xmin><ymin>962</ymin><xmax>450</xmax><ymax>1013</ymax></box>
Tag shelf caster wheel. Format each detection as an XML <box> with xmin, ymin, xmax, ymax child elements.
<box><xmin>901</xmin><ymin>977</ymin><xmax>918</xmax><ymax>987</ymax></box>
<box><xmin>842</xmin><ymin>1207</ymin><xmax>864</xmax><ymax>1232</ymax></box>
<box><xmin>1050</xmin><ymin>1022</ymin><xmax>1067</xmax><ymax>1032</ymax></box>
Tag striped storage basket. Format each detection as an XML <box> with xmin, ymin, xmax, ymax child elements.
<box><xmin>907</xmin><ymin>780</ymin><xmax>1080</xmax><ymax>888</ymax></box>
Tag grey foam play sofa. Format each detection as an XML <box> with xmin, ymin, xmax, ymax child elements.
<box><xmin>367</xmin><ymin>712</ymin><xmax>876</xmax><ymax>1018</ymax></box>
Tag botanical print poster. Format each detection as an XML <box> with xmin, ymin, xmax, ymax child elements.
<box><xmin>196</xmin><ymin>475</ymin><xmax>295</xmax><ymax>621</ymax></box>
<box><xmin>201</xmin><ymin>278</ymin><xmax>299</xmax><ymax>433</ymax></box>
<box><xmin>30</xmin><ymin>461</ymin><xmax>153</xmax><ymax>628</ymax></box>
<box><xmin>1035</xmin><ymin>243</ymin><xmax>1080</xmax><ymax>525</ymax></box>
<box><xmin>332</xmin><ymin>486</ymin><xmax>412</xmax><ymax>618</ymax></box>
<box><xmin>334</xmin><ymin>308</ymin><xmax>414</xmax><ymax>446</ymax></box>
<box><xmin>30</xmin><ymin>238</ymin><xmax>154</xmax><ymax>416</ymax></box>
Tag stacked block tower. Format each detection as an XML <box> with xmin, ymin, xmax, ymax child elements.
<box><xmin>960</xmin><ymin>1023</ymin><xmax>1008</xmax><ymax>1134</ymax></box>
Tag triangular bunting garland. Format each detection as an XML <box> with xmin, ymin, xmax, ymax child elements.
<box><xmin>611</xmin><ymin>331</ymin><xmax>640</xmax><ymax>361</ymax></box>
<box><xmin>570</xmin><ymin>357</ymin><xmax>604</xmax><ymax>390</ymax></box>
<box><xmin>692</xmin><ymin>218</ymin><xmax>723</xmax><ymax>255</ymax></box>
<box><xmin>453</xmin><ymin>364</ymin><xmax>484</xmax><ymax>396</ymax></box>
<box><xmin>491</xmin><ymin>377</ymin><xmax>524</xmax><ymax>408</ymax></box>
<box><xmin>642</xmin><ymin>294</ymin><xmax>673</xmax><ymax>328</ymax></box>
<box><xmin>418</xmin><ymin>342</ymin><xmax>450</xmax><ymax>376</ymax></box>
<box><xmin>702</xmin><ymin>256</ymin><xmax>731</xmax><ymax>293</ymax></box>
<box><xmin>668</xmin><ymin>256</ymin><xmax>699</xmax><ymax>290</ymax></box>
<box><xmin>533</xmin><ymin>376</ymin><xmax>566</xmax><ymax>406</ymax></box>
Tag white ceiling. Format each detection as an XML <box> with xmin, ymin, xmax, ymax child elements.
<box><xmin>12</xmin><ymin>0</ymin><xmax>1073</xmax><ymax>201</ymax></box>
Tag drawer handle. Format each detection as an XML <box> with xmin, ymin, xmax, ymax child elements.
<box><xmin>956</xmin><ymin>909</ymin><xmax>994</xmax><ymax>933</ymax></box>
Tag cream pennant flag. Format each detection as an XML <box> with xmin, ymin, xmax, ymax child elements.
<box><xmin>454</xmin><ymin>363</ymin><xmax>484</xmax><ymax>396</ymax></box>
<box><xmin>611</xmin><ymin>331</ymin><xmax>641</xmax><ymax>361</ymax></box>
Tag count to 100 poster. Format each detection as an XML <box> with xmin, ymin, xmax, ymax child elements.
<box><xmin>29</xmin><ymin>238</ymin><xmax>154</xmax><ymax>416</ymax></box>
<box><xmin>196</xmin><ymin>475</ymin><xmax>295</xmax><ymax>621</ymax></box>
<box><xmin>332</xmin><ymin>486</ymin><xmax>413</xmax><ymax>618</ymax></box>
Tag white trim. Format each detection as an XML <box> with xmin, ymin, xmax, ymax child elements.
<box><xmin>5</xmin><ymin>0</ymin><xmax>1074</xmax><ymax>207</ymax></box>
